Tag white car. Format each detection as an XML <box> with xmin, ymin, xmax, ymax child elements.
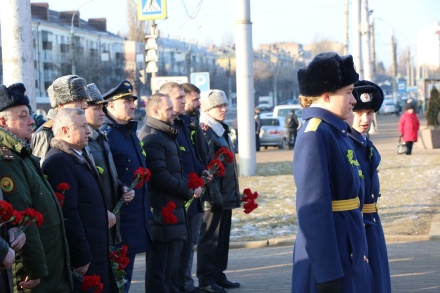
<box><xmin>259</xmin><ymin>117</ymin><xmax>287</xmax><ymax>149</ymax></box>
<box><xmin>379</xmin><ymin>99</ymin><xmax>397</xmax><ymax>115</ymax></box>
<box><xmin>272</xmin><ymin>104</ymin><xmax>303</xmax><ymax>130</ymax></box>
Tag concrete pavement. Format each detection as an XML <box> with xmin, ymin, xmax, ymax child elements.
<box><xmin>129</xmin><ymin>114</ymin><xmax>440</xmax><ymax>292</ymax></box>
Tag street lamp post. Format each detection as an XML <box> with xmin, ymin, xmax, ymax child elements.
<box><xmin>70</xmin><ymin>10</ymin><xmax>79</xmax><ymax>75</ymax></box>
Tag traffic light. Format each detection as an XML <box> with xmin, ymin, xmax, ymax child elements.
<box><xmin>145</xmin><ymin>34</ymin><xmax>158</xmax><ymax>73</ymax></box>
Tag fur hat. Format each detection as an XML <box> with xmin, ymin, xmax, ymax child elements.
<box><xmin>353</xmin><ymin>80</ymin><xmax>384</xmax><ymax>112</ymax></box>
<box><xmin>48</xmin><ymin>75</ymin><xmax>89</xmax><ymax>108</ymax></box>
<box><xmin>102</xmin><ymin>80</ymin><xmax>138</xmax><ymax>102</ymax></box>
<box><xmin>0</xmin><ymin>83</ymin><xmax>30</xmax><ymax>112</ymax></box>
<box><xmin>86</xmin><ymin>83</ymin><xmax>107</xmax><ymax>106</ymax></box>
<box><xmin>200</xmin><ymin>89</ymin><xmax>228</xmax><ymax>112</ymax></box>
<box><xmin>298</xmin><ymin>52</ymin><xmax>359</xmax><ymax>97</ymax></box>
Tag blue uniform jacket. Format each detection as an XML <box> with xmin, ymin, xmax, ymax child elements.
<box><xmin>101</xmin><ymin>118</ymin><xmax>154</xmax><ymax>255</ymax></box>
<box><xmin>349</xmin><ymin>130</ymin><xmax>391</xmax><ymax>293</ymax></box>
<box><xmin>292</xmin><ymin>107</ymin><xmax>372</xmax><ymax>293</ymax></box>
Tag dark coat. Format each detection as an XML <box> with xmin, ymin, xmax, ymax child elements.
<box><xmin>30</xmin><ymin>120</ymin><xmax>53</xmax><ymax>165</ymax></box>
<box><xmin>199</xmin><ymin>116</ymin><xmax>240</xmax><ymax>210</ymax></box>
<box><xmin>176</xmin><ymin>115</ymin><xmax>205</xmax><ymax>215</ymax></box>
<box><xmin>0</xmin><ymin>128</ymin><xmax>72</xmax><ymax>293</ymax></box>
<box><xmin>101</xmin><ymin>117</ymin><xmax>154</xmax><ymax>254</ymax></box>
<box><xmin>398</xmin><ymin>110</ymin><xmax>420</xmax><ymax>142</ymax></box>
<box><xmin>141</xmin><ymin>116</ymin><xmax>193</xmax><ymax>243</ymax></box>
<box><xmin>349</xmin><ymin>130</ymin><xmax>391</xmax><ymax>293</ymax></box>
<box><xmin>292</xmin><ymin>107</ymin><xmax>372</xmax><ymax>293</ymax></box>
<box><xmin>87</xmin><ymin>126</ymin><xmax>123</xmax><ymax>245</ymax></box>
<box><xmin>43</xmin><ymin>139</ymin><xmax>115</xmax><ymax>293</ymax></box>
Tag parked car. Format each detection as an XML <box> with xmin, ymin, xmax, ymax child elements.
<box><xmin>259</xmin><ymin>117</ymin><xmax>287</xmax><ymax>149</ymax></box>
<box><xmin>256</xmin><ymin>102</ymin><xmax>273</xmax><ymax>111</ymax></box>
<box><xmin>379</xmin><ymin>99</ymin><xmax>397</xmax><ymax>115</ymax></box>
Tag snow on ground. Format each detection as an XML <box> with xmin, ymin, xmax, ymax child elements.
<box><xmin>230</xmin><ymin>154</ymin><xmax>440</xmax><ymax>241</ymax></box>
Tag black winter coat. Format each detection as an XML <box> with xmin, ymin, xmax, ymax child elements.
<box><xmin>141</xmin><ymin>117</ymin><xmax>193</xmax><ymax>243</ymax></box>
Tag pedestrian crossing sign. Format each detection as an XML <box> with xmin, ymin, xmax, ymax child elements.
<box><xmin>138</xmin><ymin>0</ymin><xmax>167</xmax><ymax>20</ymax></box>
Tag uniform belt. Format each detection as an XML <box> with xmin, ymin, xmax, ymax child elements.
<box><xmin>332</xmin><ymin>197</ymin><xmax>360</xmax><ymax>212</ymax></box>
<box><xmin>362</xmin><ymin>203</ymin><xmax>378</xmax><ymax>213</ymax></box>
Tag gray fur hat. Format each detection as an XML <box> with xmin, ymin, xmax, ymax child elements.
<box><xmin>86</xmin><ymin>83</ymin><xmax>107</xmax><ymax>106</ymax></box>
<box><xmin>48</xmin><ymin>75</ymin><xmax>89</xmax><ymax>108</ymax></box>
<box><xmin>200</xmin><ymin>89</ymin><xmax>228</xmax><ymax>112</ymax></box>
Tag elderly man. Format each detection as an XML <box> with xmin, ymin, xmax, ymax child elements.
<box><xmin>85</xmin><ymin>83</ymin><xmax>134</xmax><ymax>246</ymax></box>
<box><xmin>42</xmin><ymin>108</ymin><xmax>115</xmax><ymax>292</ymax></box>
<box><xmin>0</xmin><ymin>83</ymin><xmax>71</xmax><ymax>292</ymax></box>
<box><xmin>31</xmin><ymin>75</ymin><xmax>88</xmax><ymax>164</ymax></box>
<box><xmin>141</xmin><ymin>92</ymin><xmax>202</xmax><ymax>292</ymax></box>
<box><xmin>102</xmin><ymin>80</ymin><xmax>154</xmax><ymax>292</ymax></box>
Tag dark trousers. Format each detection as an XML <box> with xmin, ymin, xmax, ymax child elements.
<box><xmin>287</xmin><ymin>129</ymin><xmax>297</xmax><ymax>149</ymax></box>
<box><xmin>406</xmin><ymin>141</ymin><xmax>414</xmax><ymax>155</ymax></box>
<box><xmin>256</xmin><ymin>133</ymin><xmax>260</xmax><ymax>151</ymax></box>
<box><xmin>178</xmin><ymin>212</ymin><xmax>203</xmax><ymax>292</ymax></box>
<box><xmin>145</xmin><ymin>240</ymin><xmax>183</xmax><ymax>293</ymax></box>
<box><xmin>196</xmin><ymin>209</ymin><xmax>232</xmax><ymax>287</ymax></box>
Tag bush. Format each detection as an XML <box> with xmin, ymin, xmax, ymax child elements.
<box><xmin>426</xmin><ymin>86</ymin><xmax>440</xmax><ymax>127</ymax></box>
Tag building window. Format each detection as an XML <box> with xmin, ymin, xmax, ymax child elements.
<box><xmin>42</xmin><ymin>30</ymin><xmax>53</xmax><ymax>50</ymax></box>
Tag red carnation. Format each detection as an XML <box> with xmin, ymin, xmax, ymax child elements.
<box><xmin>56</xmin><ymin>183</ymin><xmax>70</xmax><ymax>192</ymax></box>
<box><xmin>207</xmin><ymin>159</ymin><xmax>225</xmax><ymax>177</ymax></box>
<box><xmin>187</xmin><ymin>173</ymin><xmax>205</xmax><ymax>189</ymax></box>
<box><xmin>161</xmin><ymin>201</ymin><xmax>177</xmax><ymax>225</ymax></box>
<box><xmin>81</xmin><ymin>275</ymin><xmax>104</xmax><ymax>293</ymax></box>
<box><xmin>215</xmin><ymin>147</ymin><xmax>234</xmax><ymax>163</ymax></box>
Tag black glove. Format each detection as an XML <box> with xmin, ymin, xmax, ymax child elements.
<box><xmin>317</xmin><ymin>279</ymin><xmax>341</xmax><ymax>293</ymax></box>
<box><xmin>210</xmin><ymin>202</ymin><xmax>223</xmax><ymax>213</ymax></box>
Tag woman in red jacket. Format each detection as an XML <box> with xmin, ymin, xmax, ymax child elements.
<box><xmin>399</xmin><ymin>103</ymin><xmax>420</xmax><ymax>155</ymax></box>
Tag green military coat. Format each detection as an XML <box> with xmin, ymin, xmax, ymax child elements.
<box><xmin>0</xmin><ymin>128</ymin><xmax>72</xmax><ymax>293</ymax></box>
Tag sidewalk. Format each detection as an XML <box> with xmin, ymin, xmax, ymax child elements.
<box><xmin>129</xmin><ymin>114</ymin><xmax>440</xmax><ymax>292</ymax></box>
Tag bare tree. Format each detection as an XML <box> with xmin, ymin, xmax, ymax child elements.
<box><xmin>126</xmin><ymin>0</ymin><xmax>146</xmax><ymax>41</ymax></box>
<box><xmin>309</xmin><ymin>38</ymin><xmax>344</xmax><ymax>56</ymax></box>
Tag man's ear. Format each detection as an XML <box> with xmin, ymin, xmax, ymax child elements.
<box><xmin>61</xmin><ymin>125</ymin><xmax>70</xmax><ymax>137</ymax></box>
<box><xmin>0</xmin><ymin>116</ymin><xmax>7</xmax><ymax>128</ymax></box>
<box><xmin>323</xmin><ymin>92</ymin><xmax>331</xmax><ymax>103</ymax></box>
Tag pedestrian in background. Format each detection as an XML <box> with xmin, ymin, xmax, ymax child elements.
<box><xmin>292</xmin><ymin>52</ymin><xmax>372</xmax><ymax>293</ymax></box>
<box><xmin>398</xmin><ymin>103</ymin><xmax>420</xmax><ymax>155</ymax></box>
<box><xmin>254</xmin><ymin>108</ymin><xmax>261</xmax><ymax>151</ymax></box>
<box><xmin>350</xmin><ymin>80</ymin><xmax>391</xmax><ymax>293</ymax></box>
<box><xmin>285</xmin><ymin>109</ymin><xmax>299</xmax><ymax>149</ymax></box>
<box><xmin>198</xmin><ymin>89</ymin><xmax>241</xmax><ymax>293</ymax></box>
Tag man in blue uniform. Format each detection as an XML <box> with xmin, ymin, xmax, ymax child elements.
<box><xmin>349</xmin><ymin>80</ymin><xmax>391</xmax><ymax>293</ymax></box>
<box><xmin>102</xmin><ymin>80</ymin><xmax>154</xmax><ymax>292</ymax></box>
<box><xmin>292</xmin><ymin>52</ymin><xmax>372</xmax><ymax>293</ymax></box>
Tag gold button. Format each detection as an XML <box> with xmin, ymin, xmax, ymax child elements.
<box><xmin>371</xmin><ymin>194</ymin><xmax>375</xmax><ymax>198</ymax></box>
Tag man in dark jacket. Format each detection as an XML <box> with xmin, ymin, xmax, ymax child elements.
<box><xmin>198</xmin><ymin>90</ymin><xmax>241</xmax><ymax>293</ymax></box>
<box><xmin>43</xmin><ymin>108</ymin><xmax>115</xmax><ymax>292</ymax></box>
<box><xmin>285</xmin><ymin>110</ymin><xmax>299</xmax><ymax>149</ymax></box>
<box><xmin>142</xmin><ymin>92</ymin><xmax>202</xmax><ymax>292</ymax></box>
<box><xmin>84</xmin><ymin>83</ymin><xmax>135</xmax><ymax>246</ymax></box>
<box><xmin>0</xmin><ymin>83</ymin><xmax>71</xmax><ymax>292</ymax></box>
<box><xmin>163</xmin><ymin>82</ymin><xmax>212</xmax><ymax>293</ymax></box>
<box><xmin>101</xmin><ymin>80</ymin><xmax>154</xmax><ymax>292</ymax></box>
<box><xmin>31</xmin><ymin>75</ymin><xmax>88</xmax><ymax>165</ymax></box>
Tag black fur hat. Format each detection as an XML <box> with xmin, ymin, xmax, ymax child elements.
<box><xmin>0</xmin><ymin>83</ymin><xmax>30</xmax><ymax>112</ymax></box>
<box><xmin>353</xmin><ymin>80</ymin><xmax>384</xmax><ymax>112</ymax></box>
<box><xmin>298</xmin><ymin>52</ymin><xmax>359</xmax><ymax>97</ymax></box>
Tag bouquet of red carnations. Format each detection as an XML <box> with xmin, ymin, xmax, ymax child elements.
<box><xmin>241</xmin><ymin>188</ymin><xmax>259</xmax><ymax>214</ymax></box>
<box><xmin>72</xmin><ymin>272</ymin><xmax>104</xmax><ymax>293</ymax></box>
<box><xmin>109</xmin><ymin>244</ymin><xmax>129</xmax><ymax>292</ymax></box>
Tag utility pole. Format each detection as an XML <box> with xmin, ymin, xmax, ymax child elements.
<box><xmin>370</xmin><ymin>17</ymin><xmax>376</xmax><ymax>81</ymax></box>
<box><xmin>70</xmin><ymin>11</ymin><xmax>78</xmax><ymax>75</ymax></box>
<box><xmin>391</xmin><ymin>31</ymin><xmax>398</xmax><ymax>102</ymax></box>
<box><xmin>361</xmin><ymin>0</ymin><xmax>373</xmax><ymax>81</ymax></box>
<box><xmin>235</xmin><ymin>0</ymin><xmax>256</xmax><ymax>176</ymax></box>
<box><xmin>352</xmin><ymin>0</ymin><xmax>364</xmax><ymax>79</ymax></box>
<box><xmin>0</xmin><ymin>0</ymin><xmax>36</xmax><ymax>110</ymax></box>
<box><xmin>344</xmin><ymin>0</ymin><xmax>349</xmax><ymax>55</ymax></box>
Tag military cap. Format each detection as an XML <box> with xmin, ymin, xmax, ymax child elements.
<box><xmin>48</xmin><ymin>75</ymin><xmax>89</xmax><ymax>108</ymax></box>
<box><xmin>86</xmin><ymin>83</ymin><xmax>107</xmax><ymax>106</ymax></box>
<box><xmin>102</xmin><ymin>80</ymin><xmax>138</xmax><ymax>102</ymax></box>
<box><xmin>298</xmin><ymin>52</ymin><xmax>359</xmax><ymax>97</ymax></box>
<box><xmin>0</xmin><ymin>83</ymin><xmax>31</xmax><ymax>112</ymax></box>
<box><xmin>353</xmin><ymin>80</ymin><xmax>384</xmax><ymax>112</ymax></box>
